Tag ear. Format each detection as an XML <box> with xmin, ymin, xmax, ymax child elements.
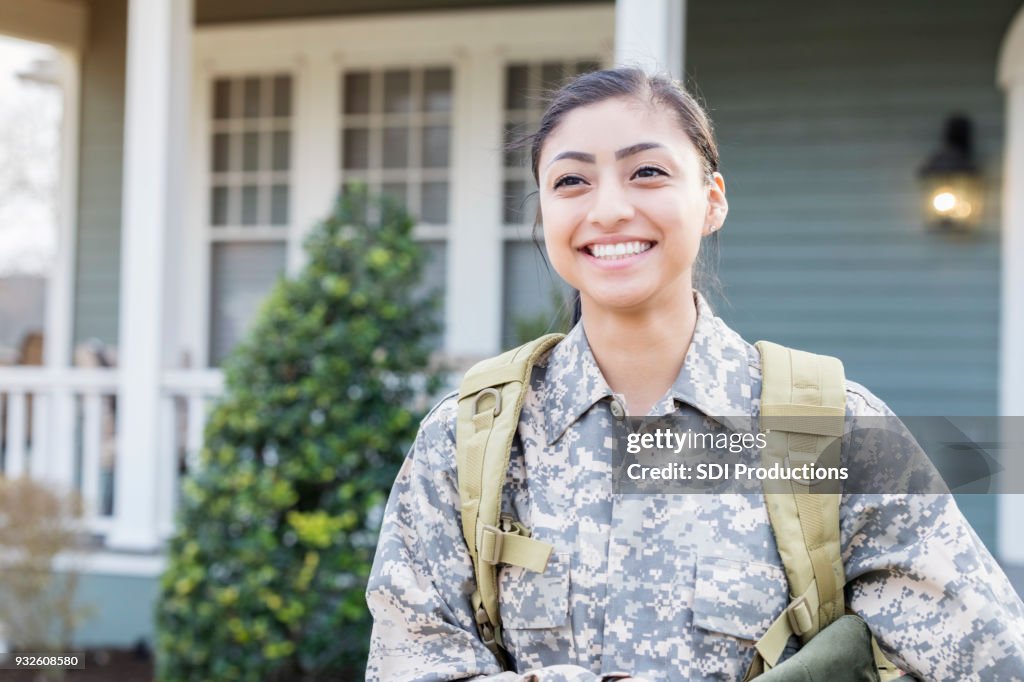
<box><xmin>702</xmin><ymin>172</ymin><xmax>728</xmax><ymax>236</ymax></box>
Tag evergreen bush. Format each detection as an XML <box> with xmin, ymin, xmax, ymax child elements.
<box><xmin>156</xmin><ymin>187</ymin><xmax>443</xmax><ymax>680</ymax></box>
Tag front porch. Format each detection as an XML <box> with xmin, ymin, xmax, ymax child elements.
<box><xmin>0</xmin><ymin>365</ymin><xmax>222</xmax><ymax>556</ymax></box>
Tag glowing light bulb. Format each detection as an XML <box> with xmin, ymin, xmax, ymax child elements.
<box><xmin>932</xmin><ymin>191</ymin><xmax>957</xmax><ymax>214</ymax></box>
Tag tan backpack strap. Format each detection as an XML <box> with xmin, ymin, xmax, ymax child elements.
<box><xmin>455</xmin><ymin>333</ymin><xmax>563</xmax><ymax>662</ymax></box>
<box><xmin>750</xmin><ymin>340</ymin><xmax>847</xmax><ymax>674</ymax></box>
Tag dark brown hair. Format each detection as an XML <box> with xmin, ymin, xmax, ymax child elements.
<box><xmin>510</xmin><ymin>66</ymin><xmax>723</xmax><ymax>326</ymax></box>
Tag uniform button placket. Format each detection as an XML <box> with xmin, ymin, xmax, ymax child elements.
<box><xmin>609</xmin><ymin>398</ymin><xmax>625</xmax><ymax>420</ymax></box>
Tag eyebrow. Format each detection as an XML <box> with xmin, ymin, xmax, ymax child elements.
<box><xmin>547</xmin><ymin>142</ymin><xmax>665</xmax><ymax>168</ymax></box>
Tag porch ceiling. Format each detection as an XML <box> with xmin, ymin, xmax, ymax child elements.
<box><xmin>195</xmin><ymin>0</ymin><xmax>608</xmax><ymax>25</ymax></box>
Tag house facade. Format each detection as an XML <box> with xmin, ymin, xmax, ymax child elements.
<box><xmin>1</xmin><ymin>0</ymin><xmax>1023</xmax><ymax>647</ymax></box>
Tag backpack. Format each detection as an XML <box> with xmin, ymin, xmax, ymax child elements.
<box><xmin>454</xmin><ymin>334</ymin><xmax>904</xmax><ymax>680</ymax></box>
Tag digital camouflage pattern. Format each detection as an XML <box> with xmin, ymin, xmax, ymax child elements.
<box><xmin>366</xmin><ymin>293</ymin><xmax>1024</xmax><ymax>681</ymax></box>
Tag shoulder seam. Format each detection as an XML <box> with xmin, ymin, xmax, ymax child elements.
<box><xmin>420</xmin><ymin>389</ymin><xmax>459</xmax><ymax>425</ymax></box>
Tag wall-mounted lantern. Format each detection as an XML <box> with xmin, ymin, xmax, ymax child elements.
<box><xmin>918</xmin><ymin>115</ymin><xmax>983</xmax><ymax>232</ymax></box>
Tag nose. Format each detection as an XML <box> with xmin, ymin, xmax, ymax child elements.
<box><xmin>586</xmin><ymin>178</ymin><xmax>635</xmax><ymax>229</ymax></box>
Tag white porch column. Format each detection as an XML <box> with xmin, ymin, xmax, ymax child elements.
<box><xmin>109</xmin><ymin>0</ymin><xmax>191</xmax><ymax>550</ymax></box>
<box><xmin>614</xmin><ymin>0</ymin><xmax>686</xmax><ymax>77</ymax></box>
<box><xmin>447</xmin><ymin>47</ymin><xmax>504</xmax><ymax>359</ymax></box>
<box><xmin>999</xmin><ymin>8</ymin><xmax>1024</xmax><ymax>565</ymax></box>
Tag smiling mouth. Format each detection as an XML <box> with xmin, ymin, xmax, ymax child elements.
<box><xmin>582</xmin><ymin>240</ymin><xmax>655</xmax><ymax>260</ymax></box>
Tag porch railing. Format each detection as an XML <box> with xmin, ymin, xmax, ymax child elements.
<box><xmin>0</xmin><ymin>367</ymin><xmax>224</xmax><ymax>544</ymax></box>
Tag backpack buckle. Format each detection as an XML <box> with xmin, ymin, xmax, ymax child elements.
<box><xmin>476</xmin><ymin>604</ymin><xmax>496</xmax><ymax>641</ymax></box>
<box><xmin>473</xmin><ymin>387</ymin><xmax>502</xmax><ymax>417</ymax></box>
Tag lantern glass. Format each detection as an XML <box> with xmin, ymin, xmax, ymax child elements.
<box><xmin>920</xmin><ymin>172</ymin><xmax>982</xmax><ymax>231</ymax></box>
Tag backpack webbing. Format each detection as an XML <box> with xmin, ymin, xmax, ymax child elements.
<box><xmin>455</xmin><ymin>333</ymin><xmax>563</xmax><ymax>662</ymax></box>
<box><xmin>746</xmin><ymin>341</ymin><xmax>901</xmax><ymax>681</ymax></box>
<box><xmin>455</xmin><ymin>335</ymin><xmax>901</xmax><ymax>679</ymax></box>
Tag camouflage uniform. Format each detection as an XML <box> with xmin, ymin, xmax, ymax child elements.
<box><xmin>366</xmin><ymin>293</ymin><xmax>1024</xmax><ymax>681</ymax></box>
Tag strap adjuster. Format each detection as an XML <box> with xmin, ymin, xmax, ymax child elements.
<box><xmin>786</xmin><ymin>594</ymin><xmax>815</xmax><ymax>636</ymax></box>
<box><xmin>479</xmin><ymin>524</ymin><xmax>503</xmax><ymax>565</ymax></box>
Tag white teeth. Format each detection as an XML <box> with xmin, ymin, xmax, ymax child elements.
<box><xmin>588</xmin><ymin>241</ymin><xmax>653</xmax><ymax>260</ymax></box>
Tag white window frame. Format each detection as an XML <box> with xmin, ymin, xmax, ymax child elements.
<box><xmin>185</xmin><ymin>6</ymin><xmax>614</xmax><ymax>367</ymax></box>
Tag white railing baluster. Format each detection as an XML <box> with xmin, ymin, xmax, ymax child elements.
<box><xmin>29</xmin><ymin>391</ymin><xmax>50</xmax><ymax>480</ymax></box>
<box><xmin>82</xmin><ymin>392</ymin><xmax>103</xmax><ymax>521</ymax></box>
<box><xmin>50</xmin><ymin>387</ymin><xmax>78</xmax><ymax>492</ymax></box>
<box><xmin>0</xmin><ymin>367</ymin><xmax>223</xmax><ymax>543</ymax></box>
<box><xmin>6</xmin><ymin>391</ymin><xmax>27</xmax><ymax>478</ymax></box>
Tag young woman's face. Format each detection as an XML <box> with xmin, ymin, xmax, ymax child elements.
<box><xmin>537</xmin><ymin>96</ymin><xmax>727</xmax><ymax>318</ymax></box>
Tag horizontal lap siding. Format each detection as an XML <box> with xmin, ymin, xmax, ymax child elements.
<box><xmin>73</xmin><ymin>0</ymin><xmax>126</xmax><ymax>348</ymax></box>
<box><xmin>687</xmin><ymin>0</ymin><xmax>1023</xmax><ymax>551</ymax></box>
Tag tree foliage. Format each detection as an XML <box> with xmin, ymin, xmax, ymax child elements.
<box><xmin>157</xmin><ymin>188</ymin><xmax>443</xmax><ymax>680</ymax></box>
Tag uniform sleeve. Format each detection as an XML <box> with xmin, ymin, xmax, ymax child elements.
<box><xmin>365</xmin><ymin>393</ymin><xmax>613</xmax><ymax>682</ymax></box>
<box><xmin>840</xmin><ymin>384</ymin><xmax>1024</xmax><ymax>681</ymax></box>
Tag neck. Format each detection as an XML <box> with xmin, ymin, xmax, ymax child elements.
<box><xmin>580</xmin><ymin>287</ymin><xmax>698</xmax><ymax>416</ymax></box>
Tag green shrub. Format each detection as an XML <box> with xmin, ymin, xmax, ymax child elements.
<box><xmin>156</xmin><ymin>187</ymin><xmax>443</xmax><ymax>681</ymax></box>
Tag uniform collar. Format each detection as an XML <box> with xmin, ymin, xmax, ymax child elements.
<box><xmin>540</xmin><ymin>292</ymin><xmax>756</xmax><ymax>445</ymax></box>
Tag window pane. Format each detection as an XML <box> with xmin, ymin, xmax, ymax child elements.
<box><xmin>340</xmin><ymin>182</ymin><xmax>369</xmax><ymax>224</ymax></box>
<box><xmin>413</xmin><ymin>240</ymin><xmax>446</xmax><ymax>347</ymax></box>
<box><xmin>381</xmin><ymin>182</ymin><xmax>408</xmax><ymax>209</ymax></box>
<box><xmin>212</xmin><ymin>132</ymin><xmax>231</xmax><ymax>172</ymax></box>
<box><xmin>382</xmin><ymin>127</ymin><xmax>409</xmax><ymax>169</ymax></box>
<box><xmin>272</xmin><ymin>75</ymin><xmax>291</xmax><ymax>117</ymax></box>
<box><xmin>242</xmin><ymin>132</ymin><xmax>260</xmax><ymax>172</ymax></box>
<box><xmin>503</xmin><ymin>180</ymin><xmax>523</xmax><ymax>225</ymax></box>
<box><xmin>213</xmin><ymin>79</ymin><xmax>232</xmax><ymax>119</ymax></box>
<box><xmin>422</xmin><ymin>125</ymin><xmax>449</xmax><ymax>168</ymax></box>
<box><xmin>342</xmin><ymin>128</ymin><xmax>370</xmax><ymax>169</ymax></box>
<box><xmin>505</xmin><ymin>64</ymin><xmax>528</xmax><ymax>110</ymax></box>
<box><xmin>540</xmin><ymin>62</ymin><xmax>564</xmax><ymax>89</ymax></box>
<box><xmin>421</xmin><ymin>181</ymin><xmax>448</xmax><ymax>224</ymax></box>
<box><xmin>243</xmin><ymin>77</ymin><xmax>261</xmax><ymax>118</ymax></box>
<box><xmin>211</xmin><ymin>186</ymin><xmax>231</xmax><ymax>226</ymax></box>
<box><xmin>383</xmin><ymin>70</ymin><xmax>412</xmax><ymax>113</ymax></box>
<box><xmin>422</xmin><ymin>68</ymin><xmax>452</xmax><ymax>112</ymax></box>
<box><xmin>344</xmin><ymin>72</ymin><xmax>371</xmax><ymax>114</ymax></box>
<box><xmin>270</xmin><ymin>185</ymin><xmax>289</xmax><ymax>225</ymax></box>
<box><xmin>575</xmin><ymin>60</ymin><xmax>602</xmax><ymax>75</ymax></box>
<box><xmin>271</xmin><ymin>131</ymin><xmax>290</xmax><ymax>171</ymax></box>
<box><xmin>209</xmin><ymin>242</ymin><xmax>286</xmax><ymax>365</ymax></box>
<box><xmin>241</xmin><ymin>185</ymin><xmax>260</xmax><ymax>225</ymax></box>
<box><xmin>503</xmin><ymin>122</ymin><xmax>528</xmax><ymax>168</ymax></box>
<box><xmin>503</xmin><ymin>241</ymin><xmax>569</xmax><ymax>347</ymax></box>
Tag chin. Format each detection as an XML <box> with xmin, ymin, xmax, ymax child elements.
<box><xmin>583</xmin><ymin>289</ymin><xmax>659</xmax><ymax>314</ymax></box>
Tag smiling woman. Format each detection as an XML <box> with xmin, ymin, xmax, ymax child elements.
<box><xmin>364</xmin><ymin>67</ymin><xmax>1024</xmax><ymax>681</ymax></box>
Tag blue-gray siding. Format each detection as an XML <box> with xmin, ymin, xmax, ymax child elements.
<box><xmin>688</xmin><ymin>0</ymin><xmax>1022</xmax><ymax>550</ymax></box>
<box><xmin>71</xmin><ymin>572</ymin><xmax>158</xmax><ymax>648</ymax></box>
<box><xmin>72</xmin><ymin>0</ymin><xmax>126</xmax><ymax>350</ymax></box>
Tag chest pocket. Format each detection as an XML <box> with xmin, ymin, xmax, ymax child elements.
<box><xmin>690</xmin><ymin>555</ymin><xmax>789</xmax><ymax>681</ymax></box>
<box><xmin>498</xmin><ymin>552</ymin><xmax>576</xmax><ymax>671</ymax></box>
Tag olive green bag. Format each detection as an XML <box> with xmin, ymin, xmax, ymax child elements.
<box><xmin>455</xmin><ymin>335</ymin><xmax>909</xmax><ymax>680</ymax></box>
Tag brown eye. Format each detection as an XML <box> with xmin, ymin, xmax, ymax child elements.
<box><xmin>554</xmin><ymin>175</ymin><xmax>586</xmax><ymax>189</ymax></box>
<box><xmin>633</xmin><ymin>165</ymin><xmax>667</xmax><ymax>179</ymax></box>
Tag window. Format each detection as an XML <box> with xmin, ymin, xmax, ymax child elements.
<box><xmin>340</xmin><ymin>67</ymin><xmax>452</xmax><ymax>225</ymax></box>
<box><xmin>501</xmin><ymin>59</ymin><xmax>600</xmax><ymax>346</ymax></box>
<box><xmin>340</xmin><ymin>67</ymin><xmax>452</xmax><ymax>341</ymax></box>
<box><xmin>207</xmin><ymin>74</ymin><xmax>292</xmax><ymax>364</ymax></box>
